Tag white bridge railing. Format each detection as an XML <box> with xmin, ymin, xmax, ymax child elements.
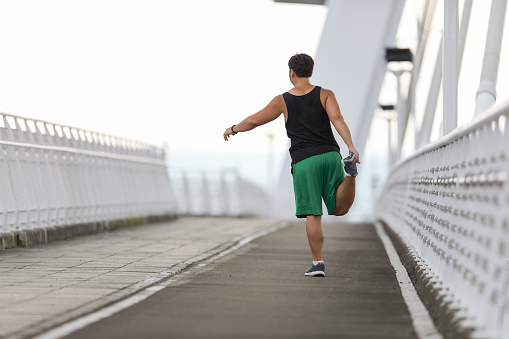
<box><xmin>169</xmin><ymin>169</ymin><xmax>270</xmax><ymax>217</ymax></box>
<box><xmin>376</xmin><ymin>99</ymin><xmax>509</xmax><ymax>338</ymax></box>
<box><xmin>0</xmin><ymin>111</ymin><xmax>176</xmax><ymax>234</ymax></box>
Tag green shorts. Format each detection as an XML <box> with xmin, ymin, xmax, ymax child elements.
<box><xmin>291</xmin><ymin>151</ymin><xmax>346</xmax><ymax>218</ymax></box>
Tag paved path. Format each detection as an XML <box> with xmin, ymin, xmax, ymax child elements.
<box><xmin>0</xmin><ymin>218</ymin><xmax>432</xmax><ymax>339</ymax></box>
<box><xmin>61</xmin><ymin>221</ymin><xmax>417</xmax><ymax>338</ymax></box>
<box><xmin>0</xmin><ymin>217</ymin><xmax>283</xmax><ymax>339</ymax></box>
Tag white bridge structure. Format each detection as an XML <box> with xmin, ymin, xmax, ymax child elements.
<box><xmin>277</xmin><ymin>0</ymin><xmax>509</xmax><ymax>338</ymax></box>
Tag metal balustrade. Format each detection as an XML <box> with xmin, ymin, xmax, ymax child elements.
<box><xmin>169</xmin><ymin>169</ymin><xmax>270</xmax><ymax>217</ymax></box>
<box><xmin>0</xmin><ymin>111</ymin><xmax>176</xmax><ymax>233</ymax></box>
<box><xmin>376</xmin><ymin>99</ymin><xmax>509</xmax><ymax>338</ymax></box>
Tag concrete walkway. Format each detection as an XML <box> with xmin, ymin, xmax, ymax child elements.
<box><xmin>0</xmin><ymin>217</ymin><xmax>283</xmax><ymax>339</ymax></box>
<box><xmin>0</xmin><ymin>218</ymin><xmax>430</xmax><ymax>339</ymax></box>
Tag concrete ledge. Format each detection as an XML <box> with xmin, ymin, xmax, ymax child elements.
<box><xmin>0</xmin><ymin>232</ymin><xmax>19</xmax><ymax>250</ymax></box>
<box><xmin>0</xmin><ymin>214</ymin><xmax>177</xmax><ymax>251</ymax></box>
<box><xmin>380</xmin><ymin>221</ymin><xmax>476</xmax><ymax>339</ymax></box>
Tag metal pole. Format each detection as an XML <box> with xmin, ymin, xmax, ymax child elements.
<box><xmin>443</xmin><ymin>0</ymin><xmax>458</xmax><ymax>135</ymax></box>
<box><xmin>418</xmin><ymin>41</ymin><xmax>442</xmax><ymax>149</ymax></box>
<box><xmin>388</xmin><ymin>117</ymin><xmax>393</xmax><ymax>168</ymax></box>
<box><xmin>267</xmin><ymin>133</ymin><xmax>274</xmax><ymax>194</ymax></box>
<box><xmin>474</xmin><ymin>0</ymin><xmax>508</xmax><ymax>116</ymax></box>
<box><xmin>410</xmin><ymin>0</ymin><xmax>437</xmax><ymax>151</ymax></box>
<box><xmin>457</xmin><ymin>0</ymin><xmax>473</xmax><ymax>75</ymax></box>
<box><xmin>417</xmin><ymin>0</ymin><xmax>471</xmax><ymax>148</ymax></box>
<box><xmin>379</xmin><ymin>105</ymin><xmax>395</xmax><ymax>171</ymax></box>
<box><xmin>393</xmin><ymin>70</ymin><xmax>404</xmax><ymax>159</ymax></box>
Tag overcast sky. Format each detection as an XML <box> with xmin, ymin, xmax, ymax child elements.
<box><xmin>0</xmin><ymin>0</ymin><xmax>327</xmax><ymax>157</ymax></box>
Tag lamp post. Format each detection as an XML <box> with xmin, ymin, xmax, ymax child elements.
<box><xmin>267</xmin><ymin>133</ymin><xmax>275</xmax><ymax>194</ymax></box>
<box><xmin>385</xmin><ymin>48</ymin><xmax>413</xmax><ymax>160</ymax></box>
<box><xmin>379</xmin><ymin>104</ymin><xmax>397</xmax><ymax>170</ymax></box>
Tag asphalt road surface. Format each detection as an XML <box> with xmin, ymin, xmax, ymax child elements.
<box><xmin>63</xmin><ymin>222</ymin><xmax>417</xmax><ymax>339</ymax></box>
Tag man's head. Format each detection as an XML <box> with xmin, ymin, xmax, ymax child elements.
<box><xmin>288</xmin><ymin>53</ymin><xmax>314</xmax><ymax>78</ymax></box>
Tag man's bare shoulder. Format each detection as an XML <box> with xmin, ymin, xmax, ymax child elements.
<box><xmin>320</xmin><ymin>87</ymin><xmax>335</xmax><ymax>97</ymax></box>
<box><xmin>319</xmin><ymin>88</ymin><xmax>336</xmax><ymax>106</ymax></box>
<box><xmin>271</xmin><ymin>94</ymin><xmax>285</xmax><ymax>106</ymax></box>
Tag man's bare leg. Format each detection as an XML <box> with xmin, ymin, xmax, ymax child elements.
<box><xmin>306</xmin><ymin>215</ymin><xmax>324</xmax><ymax>261</ymax></box>
<box><xmin>333</xmin><ymin>176</ymin><xmax>356</xmax><ymax>216</ymax></box>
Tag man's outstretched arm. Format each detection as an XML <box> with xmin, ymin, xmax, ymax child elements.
<box><xmin>323</xmin><ymin>89</ymin><xmax>360</xmax><ymax>164</ymax></box>
<box><xmin>223</xmin><ymin>95</ymin><xmax>284</xmax><ymax>141</ymax></box>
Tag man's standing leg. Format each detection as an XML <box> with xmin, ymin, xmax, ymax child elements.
<box><xmin>305</xmin><ymin>215</ymin><xmax>326</xmax><ymax>276</ymax></box>
<box><xmin>306</xmin><ymin>215</ymin><xmax>323</xmax><ymax>261</ymax></box>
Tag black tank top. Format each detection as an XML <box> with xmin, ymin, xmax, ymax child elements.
<box><xmin>283</xmin><ymin>86</ymin><xmax>341</xmax><ymax>165</ymax></box>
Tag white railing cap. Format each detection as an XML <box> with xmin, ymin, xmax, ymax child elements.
<box><xmin>392</xmin><ymin>98</ymin><xmax>509</xmax><ymax>171</ymax></box>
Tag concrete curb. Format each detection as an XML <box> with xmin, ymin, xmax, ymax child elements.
<box><xmin>0</xmin><ymin>214</ymin><xmax>178</xmax><ymax>251</ymax></box>
<box><xmin>379</xmin><ymin>221</ymin><xmax>475</xmax><ymax>339</ymax></box>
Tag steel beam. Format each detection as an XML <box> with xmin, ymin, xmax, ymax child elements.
<box><xmin>443</xmin><ymin>0</ymin><xmax>459</xmax><ymax>135</ymax></box>
<box><xmin>474</xmin><ymin>0</ymin><xmax>508</xmax><ymax>116</ymax></box>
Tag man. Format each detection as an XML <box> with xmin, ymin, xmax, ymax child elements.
<box><xmin>223</xmin><ymin>53</ymin><xmax>360</xmax><ymax>277</ymax></box>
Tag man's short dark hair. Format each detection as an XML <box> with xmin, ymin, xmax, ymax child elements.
<box><xmin>288</xmin><ymin>53</ymin><xmax>314</xmax><ymax>78</ymax></box>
